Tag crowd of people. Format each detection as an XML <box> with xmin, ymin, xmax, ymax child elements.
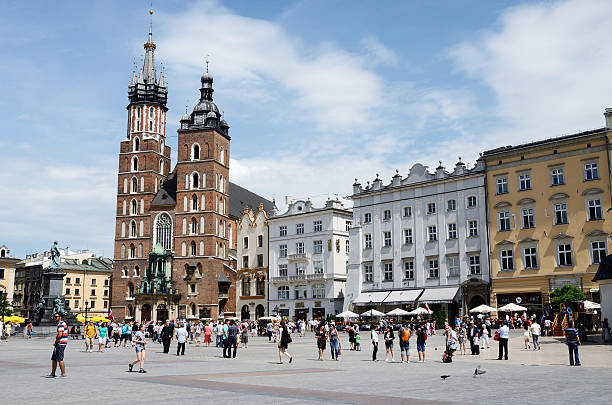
<box><xmin>7</xmin><ymin>311</ymin><xmax>602</xmax><ymax>378</ymax></box>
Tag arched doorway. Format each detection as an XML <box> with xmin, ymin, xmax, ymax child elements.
<box><xmin>241</xmin><ymin>305</ymin><xmax>250</xmax><ymax>321</ymax></box>
<box><xmin>156</xmin><ymin>304</ymin><xmax>168</xmax><ymax>322</ymax></box>
<box><xmin>141</xmin><ymin>304</ymin><xmax>152</xmax><ymax>323</ymax></box>
<box><xmin>255</xmin><ymin>304</ymin><xmax>265</xmax><ymax>319</ymax></box>
<box><xmin>470</xmin><ymin>295</ymin><xmax>486</xmax><ymax>309</ymax></box>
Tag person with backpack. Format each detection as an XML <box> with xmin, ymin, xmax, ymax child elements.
<box><xmin>443</xmin><ymin>325</ymin><xmax>458</xmax><ymax>363</ymax></box>
<box><xmin>398</xmin><ymin>324</ymin><xmax>411</xmax><ymax>363</ymax></box>
<box><xmin>416</xmin><ymin>323</ymin><xmax>428</xmax><ymax>363</ymax></box>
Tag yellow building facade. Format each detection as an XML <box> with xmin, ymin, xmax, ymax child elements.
<box><xmin>483</xmin><ymin>126</ymin><xmax>612</xmax><ymax>312</ymax></box>
<box><xmin>0</xmin><ymin>246</ymin><xmax>20</xmax><ymax>310</ymax></box>
<box><xmin>62</xmin><ymin>257</ymin><xmax>113</xmax><ymax>318</ymax></box>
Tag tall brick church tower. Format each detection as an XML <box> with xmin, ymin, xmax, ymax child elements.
<box><xmin>111</xmin><ymin>14</ymin><xmax>170</xmax><ymax>321</ymax></box>
<box><xmin>111</xmin><ymin>13</ymin><xmax>238</xmax><ymax>322</ymax></box>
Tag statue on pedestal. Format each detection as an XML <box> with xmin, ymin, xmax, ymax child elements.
<box><xmin>53</xmin><ymin>297</ymin><xmax>65</xmax><ymax>316</ymax></box>
<box><xmin>34</xmin><ymin>297</ymin><xmax>45</xmax><ymax>322</ymax></box>
<box><xmin>48</xmin><ymin>241</ymin><xmax>61</xmax><ymax>272</ymax></box>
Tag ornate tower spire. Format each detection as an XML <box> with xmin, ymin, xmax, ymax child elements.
<box><xmin>128</xmin><ymin>8</ymin><xmax>167</xmax><ymax>106</ymax></box>
<box><xmin>142</xmin><ymin>9</ymin><xmax>157</xmax><ymax>84</ymax></box>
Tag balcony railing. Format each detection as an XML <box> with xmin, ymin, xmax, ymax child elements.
<box><xmin>287</xmin><ymin>253</ymin><xmax>310</xmax><ymax>262</ymax></box>
<box><xmin>218</xmin><ymin>292</ymin><xmax>229</xmax><ymax>299</ymax></box>
<box><xmin>271</xmin><ymin>273</ymin><xmax>345</xmax><ymax>283</ymax></box>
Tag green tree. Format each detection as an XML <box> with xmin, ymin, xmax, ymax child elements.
<box><xmin>0</xmin><ymin>294</ymin><xmax>12</xmax><ymax>317</ymax></box>
<box><xmin>549</xmin><ymin>284</ymin><xmax>586</xmax><ymax>304</ymax></box>
<box><xmin>432</xmin><ymin>309</ymin><xmax>446</xmax><ymax>328</ymax></box>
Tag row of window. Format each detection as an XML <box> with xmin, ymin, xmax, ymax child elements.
<box><xmin>121</xmin><ymin>220</ymin><xmax>144</xmax><ymax>239</ymax></box>
<box><xmin>68</xmin><ymin>300</ymin><xmax>107</xmax><ymax>310</ymax></box>
<box><xmin>278</xmin><ymin>261</ymin><xmax>324</xmax><ymax>277</ymax></box>
<box><xmin>189</xmin><ymin>143</ymin><xmax>226</xmax><ymax>165</ymax></box>
<box><xmin>277</xmin><ymin>284</ymin><xmax>325</xmax><ymax>300</ymax></box>
<box><xmin>278</xmin><ymin>220</ymin><xmax>351</xmax><ymax>237</ymax></box>
<box><xmin>132</xmin><ymin>106</ymin><xmax>162</xmax><ymax>133</ymax></box>
<box><xmin>364</xmin><ymin>255</ymin><xmax>481</xmax><ymax>282</ymax></box>
<box><xmin>242</xmin><ymin>254</ymin><xmax>265</xmax><ymax>268</ymax></box>
<box><xmin>496</xmin><ymin>198</ymin><xmax>603</xmax><ymax>232</ymax></box>
<box><xmin>241</xmin><ymin>278</ymin><xmax>266</xmax><ymax>296</ymax></box>
<box><xmin>178</xmin><ymin>240</ymin><xmax>226</xmax><ymax>258</ymax></box>
<box><xmin>120</xmin><ymin>243</ymin><xmax>143</xmax><ymax>259</ymax></box>
<box><xmin>65</xmin><ymin>277</ymin><xmax>109</xmax><ymax>286</ymax></box>
<box><xmin>362</xmin><ymin>197</ymin><xmax>478</xmax><ymax>224</ymax></box>
<box><xmin>365</xmin><ymin>221</ymin><xmax>479</xmax><ymax>249</ymax></box>
<box><xmin>243</xmin><ymin>235</ymin><xmax>264</xmax><ymax>249</ymax></box>
<box><xmin>498</xmin><ymin>240</ymin><xmax>607</xmax><ymax>270</ymax></box>
<box><xmin>495</xmin><ymin>163</ymin><xmax>599</xmax><ymax>195</ymax></box>
<box><xmin>185</xmin><ymin>172</ymin><xmax>226</xmax><ymax>193</ymax></box>
<box><xmin>278</xmin><ymin>240</ymin><xmax>349</xmax><ymax>257</ymax></box>
<box><xmin>65</xmin><ymin>288</ymin><xmax>109</xmax><ymax>297</ymax></box>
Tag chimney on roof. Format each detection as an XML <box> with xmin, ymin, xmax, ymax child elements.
<box><xmin>604</xmin><ymin>108</ymin><xmax>612</xmax><ymax>129</ymax></box>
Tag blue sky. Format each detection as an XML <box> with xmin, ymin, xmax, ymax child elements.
<box><xmin>2</xmin><ymin>0</ymin><xmax>612</xmax><ymax>258</ymax></box>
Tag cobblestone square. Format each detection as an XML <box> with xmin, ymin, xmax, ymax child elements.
<box><xmin>1</xmin><ymin>330</ymin><xmax>611</xmax><ymax>405</ymax></box>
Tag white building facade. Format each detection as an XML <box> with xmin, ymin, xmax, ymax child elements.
<box><xmin>236</xmin><ymin>204</ymin><xmax>269</xmax><ymax>321</ymax></box>
<box><xmin>345</xmin><ymin>160</ymin><xmax>490</xmax><ymax>318</ymax></box>
<box><xmin>268</xmin><ymin>199</ymin><xmax>352</xmax><ymax>320</ymax></box>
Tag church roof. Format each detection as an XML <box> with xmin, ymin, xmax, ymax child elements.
<box><xmin>227</xmin><ymin>182</ymin><xmax>274</xmax><ymax>220</ymax></box>
<box><xmin>149</xmin><ymin>171</ymin><xmax>273</xmax><ymax>219</ymax></box>
<box><xmin>150</xmin><ymin>172</ymin><xmax>177</xmax><ymax>208</ymax></box>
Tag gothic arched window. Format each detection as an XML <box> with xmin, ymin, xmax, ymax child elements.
<box><xmin>219</xmin><ymin>146</ymin><xmax>225</xmax><ymax>165</ymax></box>
<box><xmin>130</xmin><ymin>221</ymin><xmax>137</xmax><ymax>238</ymax></box>
<box><xmin>191</xmin><ymin>218</ymin><xmax>197</xmax><ymax>234</ymax></box>
<box><xmin>129</xmin><ymin>244</ymin><xmax>135</xmax><ymax>258</ymax></box>
<box><xmin>191</xmin><ymin>194</ymin><xmax>198</xmax><ymax>211</ymax></box>
<box><xmin>134</xmin><ymin>137</ymin><xmax>140</xmax><ymax>152</ymax></box>
<box><xmin>155</xmin><ymin>213</ymin><xmax>172</xmax><ymax>250</ymax></box>
<box><xmin>131</xmin><ymin>199</ymin><xmax>137</xmax><ymax>215</ymax></box>
<box><xmin>191</xmin><ymin>241</ymin><xmax>197</xmax><ymax>256</ymax></box>
<box><xmin>132</xmin><ymin>177</ymin><xmax>138</xmax><ymax>193</ymax></box>
<box><xmin>132</xmin><ymin>156</ymin><xmax>138</xmax><ymax>172</ymax></box>
<box><xmin>192</xmin><ymin>172</ymin><xmax>199</xmax><ymax>189</ymax></box>
<box><xmin>149</xmin><ymin>107</ymin><xmax>154</xmax><ymax>131</ymax></box>
<box><xmin>192</xmin><ymin>144</ymin><xmax>200</xmax><ymax>160</ymax></box>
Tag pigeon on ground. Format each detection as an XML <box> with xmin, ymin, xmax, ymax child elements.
<box><xmin>474</xmin><ymin>365</ymin><xmax>486</xmax><ymax>376</ymax></box>
<box><xmin>440</xmin><ymin>375</ymin><xmax>451</xmax><ymax>380</ymax></box>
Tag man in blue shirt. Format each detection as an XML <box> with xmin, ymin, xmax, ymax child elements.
<box><xmin>564</xmin><ymin>320</ymin><xmax>581</xmax><ymax>366</ymax></box>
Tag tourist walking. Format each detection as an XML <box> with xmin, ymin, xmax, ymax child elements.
<box><xmin>278</xmin><ymin>320</ymin><xmax>293</xmax><ymax>364</ymax></box>
<box><xmin>371</xmin><ymin>324</ymin><xmax>379</xmax><ymax>361</ymax></box>
<box><xmin>530</xmin><ymin>319</ymin><xmax>541</xmax><ymax>350</ymax></box>
<box><xmin>458</xmin><ymin>323</ymin><xmax>467</xmax><ymax>355</ymax></box>
<box><xmin>241</xmin><ymin>322</ymin><xmax>249</xmax><ymax>348</ymax></box>
<box><xmin>227</xmin><ymin>320</ymin><xmax>239</xmax><ymax>358</ymax></box>
<box><xmin>329</xmin><ymin>324</ymin><xmax>340</xmax><ymax>360</ymax></box>
<box><xmin>84</xmin><ymin>321</ymin><xmax>96</xmax><ymax>352</ymax></box>
<box><xmin>266</xmin><ymin>321</ymin><xmax>274</xmax><ymax>342</ymax></box>
<box><xmin>384</xmin><ymin>326</ymin><xmax>395</xmax><ymax>362</ymax></box>
<box><xmin>523</xmin><ymin>324</ymin><xmax>531</xmax><ymax>349</ymax></box>
<box><xmin>480</xmin><ymin>324</ymin><xmax>490</xmax><ymax>349</ymax></box>
<box><xmin>398</xmin><ymin>323</ymin><xmax>411</xmax><ymax>363</ymax></box>
<box><xmin>97</xmin><ymin>322</ymin><xmax>108</xmax><ymax>352</ymax></box>
<box><xmin>496</xmin><ymin>320</ymin><xmax>509</xmax><ymax>360</ymax></box>
<box><xmin>47</xmin><ymin>313</ymin><xmax>68</xmax><ymax>378</ymax></box>
<box><xmin>468</xmin><ymin>321</ymin><xmax>480</xmax><ymax>355</ymax></box>
<box><xmin>204</xmin><ymin>322</ymin><xmax>212</xmax><ymax>347</ymax></box>
<box><xmin>175</xmin><ymin>322</ymin><xmax>188</xmax><ymax>356</ymax></box>
<box><xmin>222</xmin><ymin>320</ymin><xmax>231</xmax><ymax>358</ymax></box>
<box><xmin>194</xmin><ymin>321</ymin><xmax>202</xmax><ymax>347</ymax></box>
<box><xmin>129</xmin><ymin>323</ymin><xmax>147</xmax><ymax>373</ymax></box>
<box><xmin>564</xmin><ymin>321</ymin><xmax>581</xmax><ymax>366</ymax></box>
<box><xmin>416</xmin><ymin>323</ymin><xmax>427</xmax><ymax>363</ymax></box>
<box><xmin>161</xmin><ymin>320</ymin><xmax>172</xmax><ymax>353</ymax></box>
<box><xmin>315</xmin><ymin>324</ymin><xmax>327</xmax><ymax>361</ymax></box>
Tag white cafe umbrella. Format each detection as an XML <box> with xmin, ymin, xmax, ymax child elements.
<box><xmin>497</xmin><ymin>303</ymin><xmax>527</xmax><ymax>312</ymax></box>
<box><xmin>337</xmin><ymin>310</ymin><xmax>360</xmax><ymax>319</ymax></box>
<box><xmin>360</xmin><ymin>309</ymin><xmax>386</xmax><ymax>318</ymax></box>
<box><xmin>386</xmin><ymin>308</ymin><xmax>410</xmax><ymax>316</ymax></box>
<box><xmin>583</xmin><ymin>300</ymin><xmax>601</xmax><ymax>311</ymax></box>
<box><xmin>408</xmin><ymin>307</ymin><xmax>432</xmax><ymax>316</ymax></box>
<box><xmin>469</xmin><ymin>304</ymin><xmax>497</xmax><ymax>314</ymax></box>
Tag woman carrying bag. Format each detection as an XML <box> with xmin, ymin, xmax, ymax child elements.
<box><xmin>278</xmin><ymin>320</ymin><xmax>293</xmax><ymax>364</ymax></box>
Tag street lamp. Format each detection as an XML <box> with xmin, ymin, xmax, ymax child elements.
<box><xmin>369</xmin><ymin>299</ymin><xmax>373</xmax><ymax>324</ymax></box>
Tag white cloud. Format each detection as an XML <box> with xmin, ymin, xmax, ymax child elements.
<box><xmin>157</xmin><ymin>0</ymin><xmax>385</xmax><ymax>132</ymax></box>
<box><xmin>449</xmin><ymin>0</ymin><xmax>612</xmax><ymax>143</ymax></box>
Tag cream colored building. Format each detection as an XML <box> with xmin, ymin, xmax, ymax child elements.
<box><xmin>62</xmin><ymin>257</ymin><xmax>113</xmax><ymax>318</ymax></box>
<box><xmin>483</xmin><ymin>115</ymin><xmax>612</xmax><ymax>312</ymax></box>
<box><xmin>237</xmin><ymin>204</ymin><xmax>269</xmax><ymax>320</ymax></box>
<box><xmin>0</xmin><ymin>245</ymin><xmax>20</xmax><ymax>310</ymax></box>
